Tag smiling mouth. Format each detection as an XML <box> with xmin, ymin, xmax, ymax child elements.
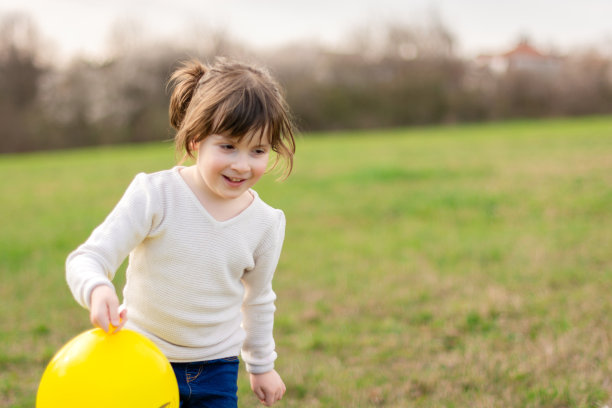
<box><xmin>224</xmin><ymin>175</ymin><xmax>246</xmax><ymax>183</ymax></box>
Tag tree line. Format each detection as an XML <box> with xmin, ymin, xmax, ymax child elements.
<box><xmin>1</xmin><ymin>12</ymin><xmax>612</xmax><ymax>153</ymax></box>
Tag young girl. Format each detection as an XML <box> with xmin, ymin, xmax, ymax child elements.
<box><xmin>66</xmin><ymin>57</ymin><xmax>296</xmax><ymax>407</ymax></box>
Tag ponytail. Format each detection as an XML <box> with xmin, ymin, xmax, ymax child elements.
<box><xmin>167</xmin><ymin>60</ymin><xmax>207</xmax><ymax>130</ymax></box>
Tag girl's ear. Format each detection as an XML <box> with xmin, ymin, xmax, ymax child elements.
<box><xmin>189</xmin><ymin>140</ymin><xmax>200</xmax><ymax>152</ymax></box>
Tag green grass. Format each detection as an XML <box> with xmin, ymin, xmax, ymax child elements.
<box><xmin>2</xmin><ymin>116</ymin><xmax>612</xmax><ymax>407</ymax></box>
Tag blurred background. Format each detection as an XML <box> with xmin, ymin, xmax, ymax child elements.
<box><xmin>1</xmin><ymin>0</ymin><xmax>612</xmax><ymax>152</ymax></box>
<box><xmin>2</xmin><ymin>3</ymin><xmax>612</xmax><ymax>406</ymax></box>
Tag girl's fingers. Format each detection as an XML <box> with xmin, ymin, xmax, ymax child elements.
<box><xmin>112</xmin><ymin>307</ymin><xmax>128</xmax><ymax>333</ymax></box>
<box><xmin>91</xmin><ymin>308</ymin><xmax>110</xmax><ymax>332</ymax></box>
<box><xmin>108</xmin><ymin>299</ymin><xmax>121</xmax><ymax>326</ymax></box>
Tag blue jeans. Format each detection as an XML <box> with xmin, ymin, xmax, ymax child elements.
<box><xmin>171</xmin><ymin>357</ymin><xmax>239</xmax><ymax>408</ymax></box>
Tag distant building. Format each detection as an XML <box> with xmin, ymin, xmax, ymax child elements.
<box><xmin>475</xmin><ymin>39</ymin><xmax>562</xmax><ymax>74</ymax></box>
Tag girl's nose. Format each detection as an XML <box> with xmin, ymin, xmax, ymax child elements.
<box><xmin>231</xmin><ymin>153</ymin><xmax>250</xmax><ymax>172</ymax></box>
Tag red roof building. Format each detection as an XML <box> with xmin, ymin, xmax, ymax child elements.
<box><xmin>476</xmin><ymin>39</ymin><xmax>561</xmax><ymax>74</ymax></box>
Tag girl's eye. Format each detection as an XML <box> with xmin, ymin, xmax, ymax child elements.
<box><xmin>220</xmin><ymin>144</ymin><xmax>235</xmax><ymax>150</ymax></box>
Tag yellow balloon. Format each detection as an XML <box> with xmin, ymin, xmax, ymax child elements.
<box><xmin>37</xmin><ymin>328</ymin><xmax>179</xmax><ymax>408</ymax></box>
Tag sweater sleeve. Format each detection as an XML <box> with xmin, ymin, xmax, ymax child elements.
<box><xmin>240</xmin><ymin>211</ymin><xmax>286</xmax><ymax>374</ymax></box>
<box><xmin>66</xmin><ymin>173</ymin><xmax>161</xmax><ymax>309</ymax></box>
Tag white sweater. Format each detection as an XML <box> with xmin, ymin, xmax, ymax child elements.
<box><xmin>66</xmin><ymin>167</ymin><xmax>285</xmax><ymax>373</ymax></box>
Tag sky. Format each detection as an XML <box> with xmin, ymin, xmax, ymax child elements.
<box><xmin>1</xmin><ymin>0</ymin><xmax>612</xmax><ymax>62</ymax></box>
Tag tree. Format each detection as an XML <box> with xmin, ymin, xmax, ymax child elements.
<box><xmin>0</xmin><ymin>13</ymin><xmax>45</xmax><ymax>151</ymax></box>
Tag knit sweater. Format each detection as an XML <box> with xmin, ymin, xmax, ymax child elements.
<box><xmin>66</xmin><ymin>167</ymin><xmax>285</xmax><ymax>373</ymax></box>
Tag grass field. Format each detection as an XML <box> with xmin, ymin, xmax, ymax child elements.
<box><xmin>1</xmin><ymin>116</ymin><xmax>611</xmax><ymax>407</ymax></box>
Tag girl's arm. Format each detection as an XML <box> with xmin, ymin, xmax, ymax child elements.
<box><xmin>66</xmin><ymin>173</ymin><xmax>161</xmax><ymax>313</ymax></box>
<box><xmin>240</xmin><ymin>212</ymin><xmax>285</xmax><ymax>373</ymax></box>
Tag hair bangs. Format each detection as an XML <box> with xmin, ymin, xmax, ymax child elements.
<box><xmin>212</xmin><ymin>86</ymin><xmax>272</xmax><ymax>142</ymax></box>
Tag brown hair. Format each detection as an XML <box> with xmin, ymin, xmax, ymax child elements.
<box><xmin>168</xmin><ymin>57</ymin><xmax>296</xmax><ymax>178</ymax></box>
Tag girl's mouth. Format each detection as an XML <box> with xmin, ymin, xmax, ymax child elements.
<box><xmin>223</xmin><ymin>175</ymin><xmax>246</xmax><ymax>185</ymax></box>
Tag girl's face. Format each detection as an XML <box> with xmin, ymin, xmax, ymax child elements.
<box><xmin>194</xmin><ymin>132</ymin><xmax>270</xmax><ymax>202</ymax></box>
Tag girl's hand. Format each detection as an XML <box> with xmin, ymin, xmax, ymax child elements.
<box><xmin>89</xmin><ymin>285</ymin><xmax>127</xmax><ymax>333</ymax></box>
<box><xmin>249</xmin><ymin>369</ymin><xmax>286</xmax><ymax>406</ymax></box>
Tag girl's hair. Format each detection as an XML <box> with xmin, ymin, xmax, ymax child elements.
<box><xmin>168</xmin><ymin>57</ymin><xmax>296</xmax><ymax>178</ymax></box>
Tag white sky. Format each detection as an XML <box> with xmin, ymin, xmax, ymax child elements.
<box><xmin>2</xmin><ymin>0</ymin><xmax>612</xmax><ymax>62</ymax></box>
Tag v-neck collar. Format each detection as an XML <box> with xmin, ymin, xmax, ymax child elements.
<box><xmin>172</xmin><ymin>166</ymin><xmax>259</xmax><ymax>225</ymax></box>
